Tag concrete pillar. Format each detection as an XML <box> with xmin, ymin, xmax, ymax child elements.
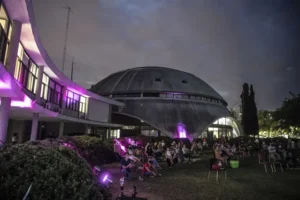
<box><xmin>59</xmin><ymin>121</ymin><xmax>64</xmax><ymax>137</ymax></box>
<box><xmin>0</xmin><ymin>20</ymin><xmax>22</xmax><ymax>145</ymax></box>
<box><xmin>35</xmin><ymin>65</ymin><xmax>44</xmax><ymax>103</ymax></box>
<box><xmin>30</xmin><ymin>113</ymin><xmax>39</xmax><ymax>141</ymax></box>
<box><xmin>6</xmin><ymin>20</ymin><xmax>22</xmax><ymax>75</ymax></box>
<box><xmin>0</xmin><ymin>97</ymin><xmax>11</xmax><ymax>145</ymax></box>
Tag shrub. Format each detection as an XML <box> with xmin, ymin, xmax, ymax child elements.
<box><xmin>0</xmin><ymin>141</ymin><xmax>103</xmax><ymax>200</ymax></box>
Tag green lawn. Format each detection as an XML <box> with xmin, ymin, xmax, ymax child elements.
<box><xmin>106</xmin><ymin>154</ymin><xmax>300</xmax><ymax>200</ymax></box>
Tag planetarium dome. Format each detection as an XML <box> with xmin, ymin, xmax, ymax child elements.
<box><xmin>91</xmin><ymin>66</ymin><xmax>241</xmax><ymax>139</ymax></box>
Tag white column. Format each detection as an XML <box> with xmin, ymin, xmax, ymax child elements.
<box><xmin>0</xmin><ymin>20</ymin><xmax>22</xmax><ymax>145</ymax></box>
<box><xmin>0</xmin><ymin>97</ymin><xmax>11</xmax><ymax>145</ymax></box>
<box><xmin>30</xmin><ymin>113</ymin><xmax>39</xmax><ymax>141</ymax></box>
<box><xmin>59</xmin><ymin>121</ymin><xmax>64</xmax><ymax>137</ymax></box>
<box><xmin>35</xmin><ymin>65</ymin><xmax>44</xmax><ymax>103</ymax></box>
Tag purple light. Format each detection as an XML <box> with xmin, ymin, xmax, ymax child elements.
<box><xmin>115</xmin><ymin>139</ymin><xmax>126</xmax><ymax>152</ymax></box>
<box><xmin>103</xmin><ymin>174</ymin><xmax>108</xmax><ymax>182</ymax></box>
<box><xmin>177</xmin><ymin>123</ymin><xmax>187</xmax><ymax>138</ymax></box>
<box><xmin>11</xmin><ymin>95</ymin><xmax>32</xmax><ymax>108</ymax></box>
<box><xmin>0</xmin><ymin>80</ymin><xmax>10</xmax><ymax>89</ymax></box>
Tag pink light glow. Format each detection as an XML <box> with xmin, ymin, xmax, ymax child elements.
<box><xmin>67</xmin><ymin>87</ymin><xmax>89</xmax><ymax>98</ymax></box>
<box><xmin>11</xmin><ymin>95</ymin><xmax>33</xmax><ymax>108</ymax></box>
<box><xmin>177</xmin><ymin>123</ymin><xmax>187</xmax><ymax>138</ymax></box>
<box><xmin>0</xmin><ymin>80</ymin><xmax>10</xmax><ymax>89</ymax></box>
<box><xmin>115</xmin><ymin>139</ymin><xmax>126</xmax><ymax>152</ymax></box>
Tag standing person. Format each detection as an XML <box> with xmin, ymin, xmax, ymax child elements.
<box><xmin>12</xmin><ymin>133</ymin><xmax>18</xmax><ymax>144</ymax></box>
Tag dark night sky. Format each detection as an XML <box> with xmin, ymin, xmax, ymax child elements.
<box><xmin>32</xmin><ymin>0</ymin><xmax>300</xmax><ymax>110</ymax></box>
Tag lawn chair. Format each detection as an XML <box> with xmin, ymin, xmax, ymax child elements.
<box><xmin>269</xmin><ymin>154</ymin><xmax>283</xmax><ymax>172</ymax></box>
<box><xmin>207</xmin><ymin>158</ymin><xmax>227</xmax><ymax>182</ymax></box>
<box><xmin>258</xmin><ymin>152</ymin><xmax>274</xmax><ymax>173</ymax></box>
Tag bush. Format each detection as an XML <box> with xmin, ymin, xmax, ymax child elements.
<box><xmin>0</xmin><ymin>141</ymin><xmax>103</xmax><ymax>200</ymax></box>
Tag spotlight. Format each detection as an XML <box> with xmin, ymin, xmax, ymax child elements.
<box><xmin>102</xmin><ymin>174</ymin><xmax>113</xmax><ymax>183</ymax></box>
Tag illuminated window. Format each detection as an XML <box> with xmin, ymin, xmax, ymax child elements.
<box><xmin>40</xmin><ymin>74</ymin><xmax>49</xmax><ymax>99</ymax></box>
<box><xmin>26</xmin><ymin>62</ymin><xmax>39</xmax><ymax>93</ymax></box>
<box><xmin>66</xmin><ymin>90</ymin><xmax>84</xmax><ymax>112</ymax></box>
<box><xmin>0</xmin><ymin>4</ymin><xmax>11</xmax><ymax>64</ymax></box>
<box><xmin>79</xmin><ymin>96</ymin><xmax>87</xmax><ymax>113</ymax></box>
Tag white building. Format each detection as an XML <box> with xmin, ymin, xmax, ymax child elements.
<box><xmin>0</xmin><ymin>0</ymin><xmax>124</xmax><ymax>145</ymax></box>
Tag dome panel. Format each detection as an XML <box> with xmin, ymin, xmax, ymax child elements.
<box><xmin>92</xmin><ymin>66</ymin><xmax>225</xmax><ymax>102</ymax></box>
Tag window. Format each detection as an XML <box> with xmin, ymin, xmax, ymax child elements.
<box><xmin>167</xmin><ymin>94</ymin><xmax>174</xmax><ymax>98</ymax></box>
<box><xmin>159</xmin><ymin>93</ymin><xmax>167</xmax><ymax>98</ymax></box>
<box><xmin>79</xmin><ymin>96</ymin><xmax>87</xmax><ymax>113</ymax></box>
<box><xmin>143</xmin><ymin>93</ymin><xmax>160</xmax><ymax>97</ymax></box>
<box><xmin>26</xmin><ymin>62</ymin><xmax>39</xmax><ymax>93</ymax></box>
<box><xmin>66</xmin><ymin>90</ymin><xmax>87</xmax><ymax>113</ymax></box>
<box><xmin>174</xmin><ymin>94</ymin><xmax>182</xmax><ymax>98</ymax></box>
<box><xmin>190</xmin><ymin>95</ymin><xmax>195</xmax><ymax>100</ymax></box>
<box><xmin>195</xmin><ymin>96</ymin><xmax>202</xmax><ymax>100</ymax></box>
<box><xmin>182</xmin><ymin>94</ymin><xmax>189</xmax><ymax>99</ymax></box>
<box><xmin>182</xmin><ymin>80</ymin><xmax>188</xmax><ymax>84</ymax></box>
<box><xmin>0</xmin><ymin>4</ymin><xmax>11</xmax><ymax>64</ymax></box>
<box><xmin>40</xmin><ymin>74</ymin><xmax>49</xmax><ymax>100</ymax></box>
<box><xmin>155</xmin><ymin>78</ymin><xmax>161</xmax><ymax>82</ymax></box>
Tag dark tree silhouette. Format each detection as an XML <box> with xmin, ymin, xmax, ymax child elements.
<box><xmin>241</xmin><ymin>83</ymin><xmax>259</xmax><ymax>135</ymax></box>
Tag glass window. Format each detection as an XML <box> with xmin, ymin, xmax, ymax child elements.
<box><xmin>196</xmin><ymin>96</ymin><xmax>202</xmax><ymax>100</ymax></box>
<box><xmin>17</xmin><ymin>43</ymin><xmax>24</xmax><ymax>59</ymax></box>
<box><xmin>159</xmin><ymin>93</ymin><xmax>167</xmax><ymax>98</ymax></box>
<box><xmin>0</xmin><ymin>4</ymin><xmax>9</xmax><ymax>33</ymax></box>
<box><xmin>174</xmin><ymin>94</ymin><xmax>182</xmax><ymax>98</ymax></box>
<box><xmin>167</xmin><ymin>94</ymin><xmax>173</xmax><ymax>98</ymax></box>
<box><xmin>182</xmin><ymin>94</ymin><xmax>189</xmax><ymax>99</ymax></box>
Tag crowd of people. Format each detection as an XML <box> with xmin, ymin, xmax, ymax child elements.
<box><xmin>119</xmin><ymin>139</ymin><xmax>206</xmax><ymax>181</ymax></box>
<box><xmin>118</xmin><ymin>136</ymin><xmax>300</xmax><ymax>181</ymax></box>
<box><xmin>212</xmin><ymin>137</ymin><xmax>300</xmax><ymax>169</ymax></box>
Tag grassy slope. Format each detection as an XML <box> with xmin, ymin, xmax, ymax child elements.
<box><xmin>106</xmin><ymin>152</ymin><xmax>300</xmax><ymax>200</ymax></box>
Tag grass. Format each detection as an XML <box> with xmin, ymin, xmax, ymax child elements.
<box><xmin>105</xmin><ymin>153</ymin><xmax>300</xmax><ymax>200</ymax></box>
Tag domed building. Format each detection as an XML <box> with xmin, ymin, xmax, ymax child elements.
<box><xmin>91</xmin><ymin>66</ymin><xmax>242</xmax><ymax>140</ymax></box>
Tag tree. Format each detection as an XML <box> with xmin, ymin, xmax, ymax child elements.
<box><xmin>273</xmin><ymin>94</ymin><xmax>300</xmax><ymax>136</ymax></box>
<box><xmin>240</xmin><ymin>83</ymin><xmax>259</xmax><ymax>135</ymax></box>
<box><xmin>258</xmin><ymin>110</ymin><xmax>275</xmax><ymax>137</ymax></box>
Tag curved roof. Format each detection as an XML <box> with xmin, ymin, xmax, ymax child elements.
<box><xmin>93</xmin><ymin>66</ymin><xmax>225</xmax><ymax>102</ymax></box>
<box><xmin>116</xmin><ymin>99</ymin><xmax>232</xmax><ymax>138</ymax></box>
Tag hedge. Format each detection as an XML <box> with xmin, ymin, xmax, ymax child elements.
<box><xmin>0</xmin><ymin>140</ymin><xmax>104</xmax><ymax>200</ymax></box>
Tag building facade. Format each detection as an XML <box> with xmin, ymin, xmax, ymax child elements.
<box><xmin>91</xmin><ymin>66</ymin><xmax>243</xmax><ymax>139</ymax></box>
<box><xmin>0</xmin><ymin>0</ymin><xmax>124</xmax><ymax>145</ymax></box>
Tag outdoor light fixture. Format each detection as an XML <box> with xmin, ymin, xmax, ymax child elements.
<box><xmin>102</xmin><ymin>174</ymin><xmax>113</xmax><ymax>183</ymax></box>
<box><xmin>115</xmin><ymin>139</ymin><xmax>126</xmax><ymax>152</ymax></box>
<box><xmin>177</xmin><ymin>123</ymin><xmax>187</xmax><ymax>138</ymax></box>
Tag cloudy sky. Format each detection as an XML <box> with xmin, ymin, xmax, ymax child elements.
<box><xmin>32</xmin><ymin>0</ymin><xmax>300</xmax><ymax>110</ymax></box>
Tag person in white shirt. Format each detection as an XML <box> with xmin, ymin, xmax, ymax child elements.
<box><xmin>268</xmin><ymin>143</ymin><xmax>281</xmax><ymax>160</ymax></box>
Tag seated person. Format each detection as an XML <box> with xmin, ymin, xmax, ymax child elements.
<box><xmin>182</xmin><ymin>144</ymin><xmax>191</xmax><ymax>163</ymax></box>
<box><xmin>121</xmin><ymin>153</ymin><xmax>134</xmax><ymax>180</ymax></box>
<box><xmin>145</xmin><ymin>145</ymin><xmax>161</xmax><ymax>169</ymax></box>
<box><xmin>214</xmin><ymin>145</ymin><xmax>227</xmax><ymax>164</ymax></box>
<box><xmin>165</xmin><ymin>147</ymin><xmax>178</xmax><ymax>168</ymax></box>
<box><xmin>143</xmin><ymin>160</ymin><xmax>161</xmax><ymax>177</ymax></box>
